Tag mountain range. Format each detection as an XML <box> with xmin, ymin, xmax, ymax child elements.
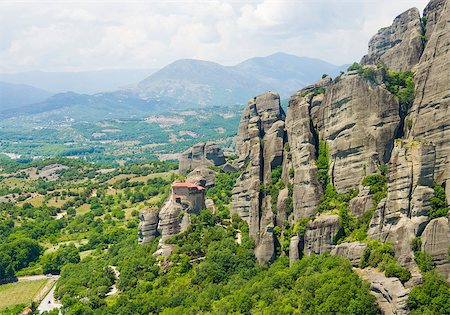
<box><xmin>0</xmin><ymin>53</ymin><xmax>347</xmax><ymax>121</ymax></box>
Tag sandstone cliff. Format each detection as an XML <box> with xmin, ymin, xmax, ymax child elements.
<box><xmin>232</xmin><ymin>92</ymin><xmax>286</xmax><ymax>265</ymax></box>
<box><xmin>178</xmin><ymin>142</ymin><xmax>226</xmax><ymax>175</ymax></box>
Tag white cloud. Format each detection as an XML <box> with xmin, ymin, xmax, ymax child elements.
<box><xmin>0</xmin><ymin>0</ymin><xmax>430</xmax><ymax>72</ymax></box>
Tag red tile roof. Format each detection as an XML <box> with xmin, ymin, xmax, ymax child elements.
<box><xmin>172</xmin><ymin>182</ymin><xmax>204</xmax><ymax>190</ymax></box>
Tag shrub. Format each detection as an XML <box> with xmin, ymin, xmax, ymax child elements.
<box><xmin>384</xmin><ymin>262</ymin><xmax>411</xmax><ymax>284</ymax></box>
<box><xmin>429</xmin><ymin>185</ymin><xmax>449</xmax><ymax>219</ymax></box>
<box><xmin>408</xmin><ymin>270</ymin><xmax>450</xmax><ymax>314</ymax></box>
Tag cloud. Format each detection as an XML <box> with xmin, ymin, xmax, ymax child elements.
<box><xmin>0</xmin><ymin>0</ymin><xmax>430</xmax><ymax>72</ymax></box>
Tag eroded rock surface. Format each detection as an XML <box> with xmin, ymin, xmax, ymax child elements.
<box><xmin>421</xmin><ymin>217</ymin><xmax>450</xmax><ymax>280</ymax></box>
<box><xmin>179</xmin><ymin>142</ymin><xmax>226</xmax><ymax>175</ymax></box>
<box><xmin>356</xmin><ymin>268</ymin><xmax>410</xmax><ymax>315</ymax></box>
<box><xmin>331</xmin><ymin>242</ymin><xmax>367</xmax><ymax>267</ymax></box>
<box><xmin>313</xmin><ymin>71</ymin><xmax>400</xmax><ymax>193</ymax></box>
<box><xmin>232</xmin><ymin>92</ymin><xmax>286</xmax><ymax>265</ymax></box>
<box><xmin>138</xmin><ymin>208</ymin><xmax>159</xmax><ymax>244</ymax></box>
<box><xmin>361</xmin><ymin>8</ymin><xmax>424</xmax><ymax>71</ymax></box>
<box><xmin>304</xmin><ymin>214</ymin><xmax>340</xmax><ymax>256</ymax></box>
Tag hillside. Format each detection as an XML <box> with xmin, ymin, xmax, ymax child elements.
<box><xmin>136</xmin><ymin>52</ymin><xmax>346</xmax><ymax>106</ymax></box>
<box><xmin>0</xmin><ymin>0</ymin><xmax>449</xmax><ymax>314</ymax></box>
<box><xmin>0</xmin><ymin>82</ymin><xmax>52</xmax><ymax>110</ymax></box>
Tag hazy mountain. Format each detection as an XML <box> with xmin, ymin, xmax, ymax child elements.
<box><xmin>137</xmin><ymin>53</ymin><xmax>348</xmax><ymax>106</ymax></box>
<box><xmin>0</xmin><ymin>91</ymin><xmax>172</xmax><ymax>122</ymax></box>
<box><xmin>235</xmin><ymin>53</ymin><xmax>349</xmax><ymax>96</ymax></box>
<box><xmin>0</xmin><ymin>81</ymin><xmax>52</xmax><ymax>110</ymax></box>
<box><xmin>0</xmin><ymin>69</ymin><xmax>155</xmax><ymax>94</ymax></box>
<box><xmin>2</xmin><ymin>53</ymin><xmax>348</xmax><ymax>120</ymax></box>
<box><xmin>137</xmin><ymin>59</ymin><xmax>269</xmax><ymax>106</ymax></box>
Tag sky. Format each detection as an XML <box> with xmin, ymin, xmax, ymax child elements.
<box><xmin>0</xmin><ymin>0</ymin><xmax>430</xmax><ymax>73</ymax></box>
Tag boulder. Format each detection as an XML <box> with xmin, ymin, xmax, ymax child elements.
<box><xmin>186</xmin><ymin>166</ymin><xmax>215</xmax><ymax>188</ymax></box>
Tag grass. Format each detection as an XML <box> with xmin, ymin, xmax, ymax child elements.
<box><xmin>0</xmin><ymin>279</ymin><xmax>48</xmax><ymax>310</ymax></box>
<box><xmin>76</xmin><ymin>203</ymin><xmax>91</xmax><ymax>215</ymax></box>
<box><xmin>129</xmin><ymin>170</ymin><xmax>176</xmax><ymax>183</ymax></box>
<box><xmin>19</xmin><ymin>195</ymin><xmax>45</xmax><ymax>207</ymax></box>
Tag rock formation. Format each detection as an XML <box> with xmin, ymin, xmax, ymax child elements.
<box><xmin>312</xmin><ymin>70</ymin><xmax>400</xmax><ymax>193</ymax></box>
<box><xmin>138</xmin><ymin>208</ymin><xmax>159</xmax><ymax>244</ymax></box>
<box><xmin>356</xmin><ymin>268</ymin><xmax>410</xmax><ymax>315</ymax></box>
<box><xmin>231</xmin><ymin>92</ymin><xmax>286</xmax><ymax>265</ymax></box>
<box><xmin>178</xmin><ymin>142</ymin><xmax>226</xmax><ymax>175</ymax></box>
<box><xmin>303</xmin><ymin>215</ymin><xmax>340</xmax><ymax>256</ymax></box>
<box><xmin>421</xmin><ymin>216</ymin><xmax>450</xmax><ymax>280</ymax></box>
<box><xmin>361</xmin><ymin>8</ymin><xmax>424</xmax><ymax>71</ymax></box>
<box><xmin>285</xmin><ymin>78</ymin><xmax>329</xmax><ymax>219</ymax></box>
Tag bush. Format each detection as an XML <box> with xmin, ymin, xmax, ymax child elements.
<box><xmin>408</xmin><ymin>270</ymin><xmax>450</xmax><ymax>314</ymax></box>
<box><xmin>429</xmin><ymin>185</ymin><xmax>449</xmax><ymax>219</ymax></box>
<box><xmin>384</xmin><ymin>262</ymin><xmax>411</xmax><ymax>284</ymax></box>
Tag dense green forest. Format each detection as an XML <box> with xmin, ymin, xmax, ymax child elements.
<box><xmin>0</xmin><ymin>156</ymin><xmax>448</xmax><ymax>314</ymax></box>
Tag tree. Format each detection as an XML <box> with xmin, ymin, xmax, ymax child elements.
<box><xmin>42</xmin><ymin>244</ymin><xmax>80</xmax><ymax>274</ymax></box>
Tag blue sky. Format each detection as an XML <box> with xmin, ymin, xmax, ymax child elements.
<box><xmin>0</xmin><ymin>0</ymin><xmax>429</xmax><ymax>72</ymax></box>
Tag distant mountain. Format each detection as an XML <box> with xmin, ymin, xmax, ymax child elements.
<box><xmin>0</xmin><ymin>69</ymin><xmax>155</xmax><ymax>94</ymax></box>
<box><xmin>1</xmin><ymin>53</ymin><xmax>349</xmax><ymax>121</ymax></box>
<box><xmin>137</xmin><ymin>53</ymin><xmax>348</xmax><ymax>106</ymax></box>
<box><xmin>235</xmin><ymin>53</ymin><xmax>349</xmax><ymax>97</ymax></box>
<box><xmin>137</xmin><ymin>59</ymin><xmax>268</xmax><ymax>107</ymax></box>
<box><xmin>0</xmin><ymin>81</ymin><xmax>52</xmax><ymax>110</ymax></box>
<box><xmin>0</xmin><ymin>91</ymin><xmax>172</xmax><ymax>122</ymax></box>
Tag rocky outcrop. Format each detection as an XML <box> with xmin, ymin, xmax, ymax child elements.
<box><xmin>232</xmin><ymin>92</ymin><xmax>286</xmax><ymax>265</ymax></box>
<box><xmin>138</xmin><ymin>208</ymin><xmax>159</xmax><ymax>244</ymax></box>
<box><xmin>178</xmin><ymin>142</ymin><xmax>226</xmax><ymax>175</ymax></box>
<box><xmin>186</xmin><ymin>166</ymin><xmax>215</xmax><ymax>188</ymax></box>
<box><xmin>421</xmin><ymin>216</ymin><xmax>450</xmax><ymax>280</ymax></box>
<box><xmin>331</xmin><ymin>242</ymin><xmax>367</xmax><ymax>267</ymax></box>
<box><xmin>157</xmin><ymin>199</ymin><xmax>182</xmax><ymax>242</ymax></box>
<box><xmin>407</xmin><ymin>0</ymin><xmax>449</xmax><ymax>200</ymax></box>
<box><xmin>349</xmin><ymin>187</ymin><xmax>374</xmax><ymax>219</ymax></box>
<box><xmin>423</xmin><ymin>0</ymin><xmax>447</xmax><ymax>39</ymax></box>
<box><xmin>368</xmin><ymin>140</ymin><xmax>436</xmax><ymax>265</ymax></box>
<box><xmin>361</xmin><ymin>8</ymin><xmax>424</xmax><ymax>71</ymax></box>
<box><xmin>304</xmin><ymin>215</ymin><xmax>340</xmax><ymax>256</ymax></box>
<box><xmin>285</xmin><ymin>78</ymin><xmax>330</xmax><ymax>219</ymax></box>
<box><xmin>313</xmin><ymin>70</ymin><xmax>400</xmax><ymax>193</ymax></box>
<box><xmin>289</xmin><ymin>235</ymin><xmax>304</xmax><ymax>265</ymax></box>
<box><xmin>356</xmin><ymin>268</ymin><xmax>410</xmax><ymax>315</ymax></box>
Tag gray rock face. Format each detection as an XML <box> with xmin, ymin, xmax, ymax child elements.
<box><xmin>356</xmin><ymin>268</ymin><xmax>410</xmax><ymax>315</ymax></box>
<box><xmin>285</xmin><ymin>79</ymin><xmax>329</xmax><ymax>220</ymax></box>
<box><xmin>368</xmin><ymin>140</ymin><xmax>436</xmax><ymax>265</ymax></box>
<box><xmin>361</xmin><ymin>8</ymin><xmax>424</xmax><ymax>71</ymax></box>
<box><xmin>421</xmin><ymin>217</ymin><xmax>450</xmax><ymax>281</ymax></box>
<box><xmin>289</xmin><ymin>235</ymin><xmax>304</xmax><ymax>266</ymax></box>
<box><xmin>304</xmin><ymin>215</ymin><xmax>340</xmax><ymax>256</ymax></box>
<box><xmin>178</xmin><ymin>142</ymin><xmax>226</xmax><ymax>175</ymax></box>
<box><xmin>313</xmin><ymin>71</ymin><xmax>400</xmax><ymax>193</ymax></box>
<box><xmin>157</xmin><ymin>199</ymin><xmax>182</xmax><ymax>242</ymax></box>
<box><xmin>331</xmin><ymin>242</ymin><xmax>367</xmax><ymax>267</ymax></box>
<box><xmin>232</xmin><ymin>92</ymin><xmax>286</xmax><ymax>265</ymax></box>
<box><xmin>186</xmin><ymin>166</ymin><xmax>215</xmax><ymax>188</ymax></box>
<box><xmin>349</xmin><ymin>187</ymin><xmax>374</xmax><ymax>219</ymax></box>
<box><xmin>407</xmin><ymin>0</ymin><xmax>449</xmax><ymax>196</ymax></box>
<box><xmin>423</xmin><ymin>0</ymin><xmax>447</xmax><ymax>39</ymax></box>
<box><xmin>138</xmin><ymin>208</ymin><xmax>159</xmax><ymax>244</ymax></box>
